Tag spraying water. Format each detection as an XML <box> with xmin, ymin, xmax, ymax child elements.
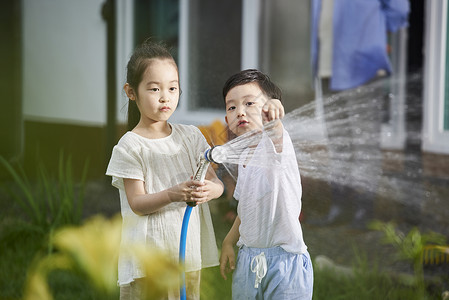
<box><xmin>205</xmin><ymin>74</ymin><xmax>448</xmax><ymax>228</ymax></box>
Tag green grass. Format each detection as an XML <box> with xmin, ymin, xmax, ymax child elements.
<box><xmin>0</xmin><ymin>154</ymin><xmax>92</xmax><ymax>300</ymax></box>
<box><xmin>311</xmin><ymin>250</ymin><xmax>437</xmax><ymax>300</ymax></box>
<box><xmin>201</xmin><ymin>266</ymin><xmax>232</xmax><ymax>299</ymax></box>
<box><xmin>0</xmin><ymin>219</ymin><xmax>45</xmax><ymax>299</ymax></box>
<box><xmin>0</xmin><ymin>161</ymin><xmax>445</xmax><ymax>300</ymax></box>
<box><xmin>46</xmin><ymin>270</ymin><xmax>99</xmax><ymax>300</ymax></box>
<box><xmin>312</xmin><ymin>264</ymin><xmax>420</xmax><ymax>300</ymax></box>
<box><xmin>0</xmin><ymin>217</ymin><xmax>444</xmax><ymax>300</ymax></box>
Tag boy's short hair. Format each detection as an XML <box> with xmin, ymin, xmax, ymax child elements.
<box><xmin>222</xmin><ymin>69</ymin><xmax>282</xmax><ymax>102</ymax></box>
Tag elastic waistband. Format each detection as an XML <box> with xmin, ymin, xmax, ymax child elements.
<box><xmin>240</xmin><ymin>245</ymin><xmax>300</xmax><ymax>258</ymax></box>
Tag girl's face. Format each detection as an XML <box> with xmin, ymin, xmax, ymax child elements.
<box><xmin>129</xmin><ymin>58</ymin><xmax>180</xmax><ymax>125</ymax></box>
<box><xmin>224</xmin><ymin>82</ymin><xmax>266</xmax><ymax>137</ymax></box>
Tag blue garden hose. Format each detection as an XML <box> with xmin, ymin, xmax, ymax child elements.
<box><xmin>179</xmin><ymin>205</ymin><xmax>193</xmax><ymax>300</ymax></box>
<box><xmin>179</xmin><ymin>154</ymin><xmax>212</xmax><ymax>300</ymax></box>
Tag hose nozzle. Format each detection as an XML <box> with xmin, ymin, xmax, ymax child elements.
<box><xmin>187</xmin><ymin>156</ymin><xmax>210</xmax><ymax>207</ymax></box>
<box><xmin>204</xmin><ymin>145</ymin><xmax>225</xmax><ymax>164</ymax></box>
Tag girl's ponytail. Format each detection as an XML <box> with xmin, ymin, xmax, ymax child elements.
<box><xmin>127</xmin><ymin>100</ymin><xmax>140</xmax><ymax>131</ymax></box>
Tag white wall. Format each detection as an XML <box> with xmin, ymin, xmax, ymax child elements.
<box><xmin>23</xmin><ymin>0</ymin><xmax>107</xmax><ymax>126</ymax></box>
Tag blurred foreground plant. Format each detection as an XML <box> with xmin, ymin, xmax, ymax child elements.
<box><xmin>23</xmin><ymin>214</ymin><xmax>180</xmax><ymax>300</ymax></box>
<box><xmin>370</xmin><ymin>220</ymin><xmax>447</xmax><ymax>297</ymax></box>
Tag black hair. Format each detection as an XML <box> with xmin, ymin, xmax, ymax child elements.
<box><xmin>126</xmin><ymin>38</ymin><xmax>177</xmax><ymax>130</ymax></box>
<box><xmin>222</xmin><ymin>69</ymin><xmax>282</xmax><ymax>103</ymax></box>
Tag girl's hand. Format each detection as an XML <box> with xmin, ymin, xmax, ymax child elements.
<box><xmin>219</xmin><ymin>242</ymin><xmax>236</xmax><ymax>280</ymax></box>
<box><xmin>190</xmin><ymin>179</ymin><xmax>218</xmax><ymax>204</ymax></box>
<box><xmin>168</xmin><ymin>178</ymin><xmax>217</xmax><ymax>205</ymax></box>
<box><xmin>123</xmin><ymin>168</ymin><xmax>223</xmax><ymax>215</ymax></box>
<box><xmin>168</xmin><ymin>165</ymin><xmax>224</xmax><ymax>205</ymax></box>
<box><xmin>168</xmin><ymin>179</ymin><xmax>205</xmax><ymax>204</ymax></box>
<box><xmin>262</xmin><ymin>99</ymin><xmax>284</xmax><ymax>124</ymax></box>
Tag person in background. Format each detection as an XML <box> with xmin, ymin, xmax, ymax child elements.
<box><xmin>310</xmin><ymin>0</ymin><xmax>410</xmax><ymax>228</ymax></box>
<box><xmin>311</xmin><ymin>0</ymin><xmax>410</xmax><ymax>92</ymax></box>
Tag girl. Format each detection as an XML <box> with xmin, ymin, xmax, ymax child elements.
<box><xmin>106</xmin><ymin>39</ymin><xmax>224</xmax><ymax>300</ymax></box>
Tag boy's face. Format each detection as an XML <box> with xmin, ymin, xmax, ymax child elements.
<box><xmin>225</xmin><ymin>83</ymin><xmax>266</xmax><ymax>136</ymax></box>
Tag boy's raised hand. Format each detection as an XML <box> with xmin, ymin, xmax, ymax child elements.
<box><xmin>262</xmin><ymin>99</ymin><xmax>284</xmax><ymax>152</ymax></box>
<box><xmin>262</xmin><ymin>99</ymin><xmax>284</xmax><ymax>124</ymax></box>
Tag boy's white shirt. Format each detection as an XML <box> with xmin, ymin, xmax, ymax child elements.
<box><xmin>106</xmin><ymin>123</ymin><xmax>219</xmax><ymax>286</ymax></box>
<box><xmin>234</xmin><ymin>129</ymin><xmax>307</xmax><ymax>254</ymax></box>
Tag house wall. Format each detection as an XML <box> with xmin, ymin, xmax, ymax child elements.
<box><xmin>22</xmin><ymin>0</ymin><xmax>107</xmax><ymax>126</ymax></box>
<box><xmin>18</xmin><ymin>0</ymin><xmax>132</xmax><ymax>179</ymax></box>
<box><xmin>3</xmin><ymin>0</ymin><xmax>447</xmax><ymax>182</ymax></box>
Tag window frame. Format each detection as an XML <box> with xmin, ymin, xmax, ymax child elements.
<box><xmin>422</xmin><ymin>0</ymin><xmax>449</xmax><ymax>154</ymax></box>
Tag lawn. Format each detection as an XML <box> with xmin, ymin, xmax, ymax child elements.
<box><xmin>1</xmin><ymin>217</ymin><xmax>437</xmax><ymax>300</ymax></box>
<box><xmin>0</xmin><ymin>174</ymin><xmax>446</xmax><ymax>300</ymax></box>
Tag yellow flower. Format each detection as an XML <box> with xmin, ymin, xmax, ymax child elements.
<box><xmin>23</xmin><ymin>253</ymin><xmax>72</xmax><ymax>300</ymax></box>
<box><xmin>23</xmin><ymin>266</ymin><xmax>53</xmax><ymax>300</ymax></box>
<box><xmin>23</xmin><ymin>214</ymin><xmax>181</xmax><ymax>299</ymax></box>
<box><xmin>128</xmin><ymin>244</ymin><xmax>181</xmax><ymax>299</ymax></box>
<box><xmin>52</xmin><ymin>214</ymin><xmax>121</xmax><ymax>295</ymax></box>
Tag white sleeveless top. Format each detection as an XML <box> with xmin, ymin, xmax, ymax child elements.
<box><xmin>235</xmin><ymin>129</ymin><xmax>307</xmax><ymax>254</ymax></box>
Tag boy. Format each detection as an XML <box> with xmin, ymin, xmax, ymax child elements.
<box><xmin>219</xmin><ymin>69</ymin><xmax>313</xmax><ymax>299</ymax></box>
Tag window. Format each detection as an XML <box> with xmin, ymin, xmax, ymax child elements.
<box><xmin>186</xmin><ymin>0</ymin><xmax>241</xmax><ymax>110</ymax></box>
<box><xmin>134</xmin><ymin>0</ymin><xmax>179</xmax><ymax>58</ymax></box>
<box><xmin>173</xmin><ymin>0</ymin><xmax>242</xmax><ymax>125</ymax></box>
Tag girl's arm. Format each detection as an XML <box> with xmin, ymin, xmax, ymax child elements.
<box><xmin>123</xmin><ymin>165</ymin><xmax>224</xmax><ymax>215</ymax></box>
<box><xmin>124</xmin><ymin>178</ymin><xmax>196</xmax><ymax>215</ymax></box>
<box><xmin>220</xmin><ymin>216</ymin><xmax>241</xmax><ymax>280</ymax></box>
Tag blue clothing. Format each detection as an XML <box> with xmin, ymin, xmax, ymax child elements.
<box><xmin>232</xmin><ymin>246</ymin><xmax>314</xmax><ymax>300</ymax></box>
<box><xmin>311</xmin><ymin>0</ymin><xmax>410</xmax><ymax>91</ymax></box>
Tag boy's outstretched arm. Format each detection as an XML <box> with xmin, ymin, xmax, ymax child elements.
<box><xmin>220</xmin><ymin>216</ymin><xmax>241</xmax><ymax>280</ymax></box>
<box><xmin>262</xmin><ymin>99</ymin><xmax>284</xmax><ymax>152</ymax></box>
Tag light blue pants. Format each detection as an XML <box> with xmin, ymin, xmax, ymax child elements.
<box><xmin>232</xmin><ymin>246</ymin><xmax>313</xmax><ymax>300</ymax></box>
